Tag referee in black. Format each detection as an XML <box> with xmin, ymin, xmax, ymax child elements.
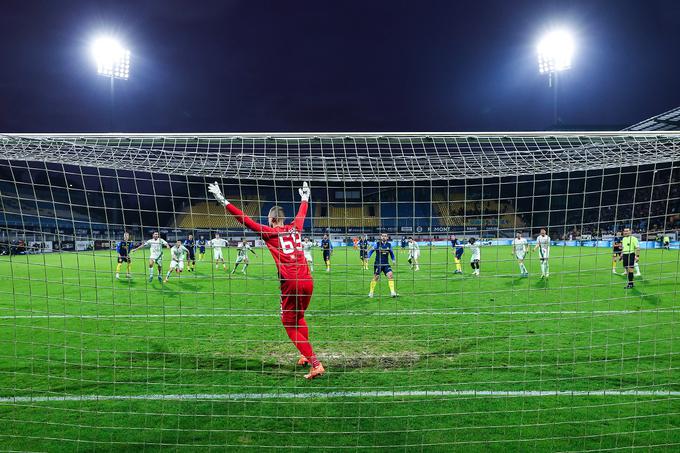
<box><xmin>621</xmin><ymin>227</ymin><xmax>640</xmax><ymax>289</ymax></box>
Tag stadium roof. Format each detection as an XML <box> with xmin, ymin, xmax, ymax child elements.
<box><xmin>624</xmin><ymin>106</ymin><xmax>680</xmax><ymax>131</ymax></box>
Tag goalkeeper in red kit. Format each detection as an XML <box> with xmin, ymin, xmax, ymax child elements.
<box><xmin>208</xmin><ymin>181</ymin><xmax>325</xmax><ymax>380</ymax></box>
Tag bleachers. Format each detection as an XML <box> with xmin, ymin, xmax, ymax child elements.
<box><xmin>433</xmin><ymin>194</ymin><xmax>526</xmax><ymax>229</ymax></box>
<box><xmin>175</xmin><ymin>200</ymin><xmax>261</xmax><ymax>229</ymax></box>
<box><xmin>315</xmin><ymin>205</ymin><xmax>380</xmax><ymax>228</ymax></box>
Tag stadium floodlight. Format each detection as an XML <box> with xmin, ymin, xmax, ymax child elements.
<box><xmin>537</xmin><ymin>29</ymin><xmax>574</xmax><ymax>76</ymax></box>
<box><xmin>537</xmin><ymin>29</ymin><xmax>574</xmax><ymax>127</ymax></box>
<box><xmin>91</xmin><ymin>37</ymin><xmax>130</xmax><ymax>80</ymax></box>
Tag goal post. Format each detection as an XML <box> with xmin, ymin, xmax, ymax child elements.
<box><xmin>0</xmin><ymin>132</ymin><xmax>679</xmax><ymax>451</ymax></box>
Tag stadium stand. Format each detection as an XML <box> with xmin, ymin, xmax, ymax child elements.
<box><xmin>314</xmin><ymin>204</ymin><xmax>380</xmax><ymax>228</ymax></box>
<box><xmin>175</xmin><ymin>199</ymin><xmax>261</xmax><ymax>229</ymax></box>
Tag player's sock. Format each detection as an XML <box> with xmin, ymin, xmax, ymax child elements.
<box><xmin>165</xmin><ymin>270</ymin><xmax>171</xmax><ymax>280</ymax></box>
<box><xmin>149</xmin><ymin>267</ymin><xmax>154</xmax><ymax>277</ymax></box>
<box><xmin>283</xmin><ymin>323</ymin><xmax>319</xmax><ymax>368</ymax></box>
<box><xmin>369</xmin><ymin>280</ymin><xmax>377</xmax><ymax>295</ymax></box>
<box><xmin>388</xmin><ymin>280</ymin><xmax>395</xmax><ymax>294</ymax></box>
<box><xmin>545</xmin><ymin>262</ymin><xmax>549</xmax><ymax>275</ymax></box>
<box><xmin>243</xmin><ymin>263</ymin><xmax>248</xmax><ymax>272</ymax></box>
<box><xmin>116</xmin><ymin>263</ymin><xmax>122</xmax><ymax>274</ymax></box>
<box><xmin>627</xmin><ymin>271</ymin><xmax>634</xmax><ymax>285</ymax></box>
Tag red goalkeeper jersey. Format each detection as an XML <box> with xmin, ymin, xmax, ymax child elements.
<box><xmin>225</xmin><ymin>201</ymin><xmax>311</xmax><ymax>281</ymax></box>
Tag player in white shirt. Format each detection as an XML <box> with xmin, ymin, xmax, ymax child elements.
<box><xmin>302</xmin><ymin>237</ymin><xmax>315</xmax><ymax>272</ymax></box>
<box><xmin>407</xmin><ymin>237</ymin><xmax>420</xmax><ymax>271</ymax></box>
<box><xmin>512</xmin><ymin>232</ymin><xmax>529</xmax><ymax>277</ymax></box>
<box><xmin>210</xmin><ymin>233</ymin><xmax>228</xmax><ymax>270</ymax></box>
<box><xmin>131</xmin><ymin>231</ymin><xmax>171</xmax><ymax>283</ymax></box>
<box><xmin>165</xmin><ymin>240</ymin><xmax>190</xmax><ymax>282</ymax></box>
<box><xmin>533</xmin><ymin>228</ymin><xmax>550</xmax><ymax>278</ymax></box>
<box><xmin>464</xmin><ymin>237</ymin><xmax>491</xmax><ymax>276</ymax></box>
<box><xmin>231</xmin><ymin>238</ymin><xmax>256</xmax><ymax>275</ymax></box>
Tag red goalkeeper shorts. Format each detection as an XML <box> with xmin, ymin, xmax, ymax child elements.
<box><xmin>279</xmin><ymin>277</ymin><xmax>314</xmax><ymax>325</ymax></box>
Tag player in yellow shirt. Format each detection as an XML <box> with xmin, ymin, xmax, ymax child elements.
<box><xmin>621</xmin><ymin>227</ymin><xmax>640</xmax><ymax>289</ymax></box>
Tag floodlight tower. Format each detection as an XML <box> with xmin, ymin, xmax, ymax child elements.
<box><xmin>91</xmin><ymin>37</ymin><xmax>130</xmax><ymax>131</ymax></box>
<box><xmin>537</xmin><ymin>30</ymin><xmax>574</xmax><ymax>128</ymax></box>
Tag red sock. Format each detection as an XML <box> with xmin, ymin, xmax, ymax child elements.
<box><xmin>283</xmin><ymin>321</ymin><xmax>319</xmax><ymax>368</ymax></box>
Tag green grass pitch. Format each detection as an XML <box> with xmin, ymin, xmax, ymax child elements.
<box><xmin>0</xmin><ymin>245</ymin><xmax>679</xmax><ymax>451</ymax></box>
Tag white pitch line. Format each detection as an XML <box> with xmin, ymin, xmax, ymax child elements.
<box><xmin>1</xmin><ymin>389</ymin><xmax>679</xmax><ymax>404</ymax></box>
<box><xmin>0</xmin><ymin>309</ymin><xmax>677</xmax><ymax>320</ymax></box>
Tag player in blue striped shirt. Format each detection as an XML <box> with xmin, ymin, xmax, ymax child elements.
<box><xmin>115</xmin><ymin>232</ymin><xmax>133</xmax><ymax>279</ymax></box>
<box><xmin>367</xmin><ymin>233</ymin><xmax>397</xmax><ymax>298</ymax></box>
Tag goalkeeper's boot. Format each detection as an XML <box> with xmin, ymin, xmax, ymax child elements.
<box><xmin>297</xmin><ymin>356</ymin><xmax>310</xmax><ymax>367</ymax></box>
<box><xmin>115</xmin><ymin>273</ymin><xmax>120</xmax><ymax>280</ymax></box>
<box><xmin>368</xmin><ymin>292</ymin><xmax>374</xmax><ymax>298</ymax></box>
<box><xmin>391</xmin><ymin>292</ymin><xmax>398</xmax><ymax>298</ymax></box>
<box><xmin>304</xmin><ymin>363</ymin><xmax>325</xmax><ymax>380</ymax></box>
<box><xmin>126</xmin><ymin>273</ymin><xmax>131</xmax><ymax>279</ymax></box>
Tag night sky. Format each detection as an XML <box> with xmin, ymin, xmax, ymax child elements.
<box><xmin>1</xmin><ymin>0</ymin><xmax>679</xmax><ymax>133</ymax></box>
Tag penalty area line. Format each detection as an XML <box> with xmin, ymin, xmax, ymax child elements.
<box><xmin>1</xmin><ymin>389</ymin><xmax>680</xmax><ymax>403</ymax></box>
<box><xmin>0</xmin><ymin>309</ymin><xmax>677</xmax><ymax>320</ymax></box>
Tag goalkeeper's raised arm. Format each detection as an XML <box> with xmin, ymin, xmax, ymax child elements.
<box><xmin>207</xmin><ymin>182</ymin><xmax>274</xmax><ymax>234</ymax></box>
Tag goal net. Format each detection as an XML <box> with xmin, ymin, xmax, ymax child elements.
<box><xmin>0</xmin><ymin>132</ymin><xmax>679</xmax><ymax>450</ymax></box>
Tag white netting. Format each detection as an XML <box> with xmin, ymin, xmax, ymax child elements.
<box><xmin>0</xmin><ymin>132</ymin><xmax>679</xmax><ymax>451</ymax></box>
<box><xmin>1</xmin><ymin>132</ymin><xmax>678</xmax><ymax>180</ymax></box>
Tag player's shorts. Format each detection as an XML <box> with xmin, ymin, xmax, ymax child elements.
<box><xmin>199</xmin><ymin>247</ymin><xmax>206</xmax><ymax>254</ymax></box>
<box><xmin>117</xmin><ymin>255</ymin><xmax>131</xmax><ymax>263</ymax></box>
<box><xmin>515</xmin><ymin>252</ymin><xmax>526</xmax><ymax>260</ymax></box>
<box><xmin>613</xmin><ymin>245</ymin><xmax>622</xmax><ymax>256</ymax></box>
<box><xmin>374</xmin><ymin>264</ymin><xmax>393</xmax><ymax>276</ymax></box>
<box><xmin>622</xmin><ymin>253</ymin><xmax>636</xmax><ymax>268</ymax></box>
<box><xmin>150</xmin><ymin>256</ymin><xmax>163</xmax><ymax>265</ymax></box>
<box><xmin>409</xmin><ymin>251</ymin><xmax>420</xmax><ymax>260</ymax></box>
<box><xmin>323</xmin><ymin>250</ymin><xmax>331</xmax><ymax>261</ymax></box>
<box><xmin>470</xmin><ymin>256</ymin><xmax>480</xmax><ymax>263</ymax></box>
<box><xmin>360</xmin><ymin>250</ymin><xmax>368</xmax><ymax>259</ymax></box>
<box><xmin>279</xmin><ymin>277</ymin><xmax>314</xmax><ymax>325</ymax></box>
<box><xmin>538</xmin><ymin>248</ymin><xmax>549</xmax><ymax>259</ymax></box>
<box><xmin>213</xmin><ymin>249</ymin><xmax>223</xmax><ymax>260</ymax></box>
<box><xmin>169</xmin><ymin>259</ymin><xmax>184</xmax><ymax>271</ymax></box>
<box><xmin>235</xmin><ymin>255</ymin><xmax>247</xmax><ymax>264</ymax></box>
<box><xmin>455</xmin><ymin>250</ymin><xmax>464</xmax><ymax>260</ymax></box>
<box><xmin>304</xmin><ymin>252</ymin><xmax>313</xmax><ymax>262</ymax></box>
<box><xmin>187</xmin><ymin>249</ymin><xmax>196</xmax><ymax>260</ymax></box>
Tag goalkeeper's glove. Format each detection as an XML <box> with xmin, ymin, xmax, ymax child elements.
<box><xmin>298</xmin><ymin>181</ymin><xmax>310</xmax><ymax>202</ymax></box>
<box><xmin>208</xmin><ymin>182</ymin><xmax>229</xmax><ymax>206</ymax></box>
